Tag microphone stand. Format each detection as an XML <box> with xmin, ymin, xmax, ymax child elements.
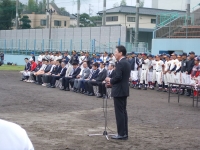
<box><xmin>88</xmin><ymin>86</ymin><xmax>115</xmax><ymax>140</ymax></box>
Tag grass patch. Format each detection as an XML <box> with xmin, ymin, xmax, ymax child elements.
<box><xmin>0</xmin><ymin>65</ymin><xmax>24</xmax><ymax>71</ymax></box>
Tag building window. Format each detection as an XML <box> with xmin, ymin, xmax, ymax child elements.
<box><xmin>127</xmin><ymin>17</ymin><xmax>135</xmax><ymax>22</ymax></box>
<box><xmin>54</xmin><ymin>20</ymin><xmax>61</xmax><ymax>26</ymax></box>
<box><xmin>151</xmin><ymin>19</ymin><xmax>156</xmax><ymax>24</ymax></box>
<box><xmin>106</xmin><ymin>16</ymin><xmax>118</xmax><ymax>22</ymax></box>
<box><xmin>40</xmin><ymin>19</ymin><xmax>46</xmax><ymax>26</ymax></box>
<box><xmin>64</xmin><ymin>21</ymin><xmax>67</xmax><ymax>26</ymax></box>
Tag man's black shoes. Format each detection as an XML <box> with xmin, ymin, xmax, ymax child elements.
<box><xmin>111</xmin><ymin>135</ymin><xmax>128</xmax><ymax>140</ymax></box>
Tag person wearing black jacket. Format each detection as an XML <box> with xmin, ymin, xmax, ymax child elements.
<box><xmin>105</xmin><ymin>46</ymin><xmax>131</xmax><ymax>140</ymax></box>
<box><xmin>180</xmin><ymin>53</ymin><xmax>188</xmax><ymax>95</ymax></box>
<box><xmin>44</xmin><ymin>60</ymin><xmax>62</xmax><ymax>87</ymax></box>
<box><xmin>186</xmin><ymin>51</ymin><xmax>195</xmax><ymax>96</ymax></box>
<box><xmin>97</xmin><ymin>63</ymin><xmax>115</xmax><ymax>98</ymax></box>
<box><xmin>129</xmin><ymin>52</ymin><xmax>139</xmax><ymax>88</ymax></box>
<box><xmin>69</xmin><ymin>50</ymin><xmax>79</xmax><ymax>65</ymax></box>
<box><xmin>36</xmin><ymin>60</ymin><xmax>52</xmax><ymax>85</ymax></box>
<box><xmin>84</xmin><ymin>62</ymin><xmax>107</xmax><ymax>96</ymax></box>
<box><xmin>20</xmin><ymin>58</ymin><xmax>31</xmax><ymax>81</ymax></box>
<box><xmin>49</xmin><ymin>62</ymin><xmax>67</xmax><ymax>88</ymax></box>
<box><xmin>60</xmin><ymin>62</ymin><xmax>81</xmax><ymax>91</ymax></box>
<box><xmin>80</xmin><ymin>63</ymin><xmax>100</xmax><ymax>94</ymax></box>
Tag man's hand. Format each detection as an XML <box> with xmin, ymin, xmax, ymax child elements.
<box><xmin>105</xmin><ymin>77</ymin><xmax>111</xmax><ymax>83</ymax></box>
<box><xmin>186</xmin><ymin>71</ymin><xmax>188</xmax><ymax>74</ymax></box>
<box><xmin>92</xmin><ymin>79</ymin><xmax>96</xmax><ymax>81</ymax></box>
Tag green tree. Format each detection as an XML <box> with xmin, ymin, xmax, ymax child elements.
<box><xmin>80</xmin><ymin>13</ymin><xmax>91</xmax><ymax>27</ymax></box>
<box><xmin>27</xmin><ymin>0</ymin><xmax>37</xmax><ymax>13</ymax></box>
<box><xmin>0</xmin><ymin>0</ymin><xmax>18</xmax><ymax>30</ymax></box>
<box><xmin>139</xmin><ymin>1</ymin><xmax>144</xmax><ymax>7</ymax></box>
<box><xmin>20</xmin><ymin>15</ymin><xmax>31</xmax><ymax>29</ymax></box>
<box><xmin>37</xmin><ymin>0</ymin><xmax>46</xmax><ymax>14</ymax></box>
<box><xmin>120</xmin><ymin>0</ymin><xmax>127</xmax><ymax>6</ymax></box>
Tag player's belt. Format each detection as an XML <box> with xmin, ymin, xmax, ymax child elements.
<box><xmin>156</xmin><ymin>70</ymin><xmax>162</xmax><ymax>72</ymax></box>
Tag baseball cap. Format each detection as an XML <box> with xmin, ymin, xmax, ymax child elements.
<box><xmin>142</xmin><ymin>53</ymin><xmax>147</xmax><ymax>56</ymax></box>
<box><xmin>29</xmin><ymin>58</ymin><xmax>33</xmax><ymax>61</ymax></box>
<box><xmin>194</xmin><ymin>57</ymin><xmax>200</xmax><ymax>61</ymax></box>
<box><xmin>189</xmin><ymin>51</ymin><xmax>195</xmax><ymax>55</ymax></box>
<box><xmin>171</xmin><ymin>53</ymin><xmax>177</xmax><ymax>56</ymax></box>
<box><xmin>182</xmin><ymin>52</ymin><xmax>187</xmax><ymax>56</ymax></box>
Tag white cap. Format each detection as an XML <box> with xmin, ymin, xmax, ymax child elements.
<box><xmin>29</xmin><ymin>58</ymin><xmax>33</xmax><ymax>61</ymax></box>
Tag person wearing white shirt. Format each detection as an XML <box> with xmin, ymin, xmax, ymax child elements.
<box><xmin>139</xmin><ymin>53</ymin><xmax>149</xmax><ymax>90</ymax></box>
<box><xmin>150</xmin><ymin>56</ymin><xmax>157</xmax><ymax>90</ymax></box>
<box><xmin>155</xmin><ymin>55</ymin><xmax>164</xmax><ymax>91</ymax></box>
<box><xmin>163</xmin><ymin>54</ymin><xmax>171</xmax><ymax>92</ymax></box>
<box><xmin>0</xmin><ymin>119</ymin><xmax>34</xmax><ymax>150</ymax></box>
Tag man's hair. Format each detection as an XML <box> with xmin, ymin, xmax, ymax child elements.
<box><xmin>92</xmin><ymin>62</ymin><xmax>99</xmax><ymax>68</ymax></box>
<box><xmin>24</xmin><ymin>58</ymin><xmax>28</xmax><ymax>60</ymax></box>
<box><xmin>61</xmin><ymin>61</ymin><xmax>66</xmax><ymax>65</ymax></box>
<box><xmin>116</xmin><ymin>45</ymin><xmax>127</xmax><ymax>56</ymax></box>
<box><xmin>110</xmin><ymin>63</ymin><xmax>115</xmax><ymax>68</ymax></box>
<box><xmin>56</xmin><ymin>59</ymin><xmax>62</xmax><ymax>64</ymax></box>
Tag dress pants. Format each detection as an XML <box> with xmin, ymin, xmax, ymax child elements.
<box><xmin>43</xmin><ymin>74</ymin><xmax>52</xmax><ymax>83</ymax></box>
<box><xmin>98</xmin><ymin>82</ymin><xmax>106</xmax><ymax>96</ymax></box>
<box><xmin>37</xmin><ymin>74</ymin><xmax>43</xmax><ymax>83</ymax></box>
<box><xmin>87</xmin><ymin>80</ymin><xmax>100</xmax><ymax>94</ymax></box>
<box><xmin>113</xmin><ymin>97</ymin><xmax>128</xmax><ymax>136</ymax></box>
<box><xmin>74</xmin><ymin>79</ymin><xmax>83</xmax><ymax>89</ymax></box>
<box><xmin>30</xmin><ymin>72</ymin><xmax>36</xmax><ymax>81</ymax></box>
<box><xmin>51</xmin><ymin>76</ymin><xmax>61</xmax><ymax>86</ymax></box>
<box><xmin>69</xmin><ymin>79</ymin><xmax>75</xmax><ymax>88</ymax></box>
<box><xmin>84</xmin><ymin>80</ymin><xmax>91</xmax><ymax>92</ymax></box>
<box><xmin>80</xmin><ymin>79</ymin><xmax>88</xmax><ymax>91</ymax></box>
<box><xmin>62</xmin><ymin>77</ymin><xmax>72</xmax><ymax>89</ymax></box>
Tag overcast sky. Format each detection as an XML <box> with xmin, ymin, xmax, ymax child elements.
<box><xmin>20</xmin><ymin>0</ymin><xmax>200</xmax><ymax>15</ymax></box>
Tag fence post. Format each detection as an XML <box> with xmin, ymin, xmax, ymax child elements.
<box><xmin>11</xmin><ymin>39</ymin><xmax>13</xmax><ymax>54</ymax></box>
<box><xmin>70</xmin><ymin>39</ymin><xmax>72</xmax><ymax>54</ymax></box>
<box><xmin>4</xmin><ymin>39</ymin><xmax>6</xmax><ymax>54</ymax></box>
<box><xmin>93</xmin><ymin>39</ymin><xmax>95</xmax><ymax>53</ymax></box>
<box><xmin>42</xmin><ymin>39</ymin><xmax>44</xmax><ymax>52</ymax></box>
<box><xmin>60</xmin><ymin>39</ymin><xmax>63</xmax><ymax>51</ymax></box>
<box><xmin>118</xmin><ymin>38</ymin><xmax>121</xmax><ymax>46</ymax></box>
<box><xmin>90</xmin><ymin>40</ymin><xmax>92</xmax><ymax>53</ymax></box>
<box><xmin>34</xmin><ymin>39</ymin><xmax>36</xmax><ymax>54</ymax></box>
<box><xmin>18</xmin><ymin>39</ymin><xmax>20</xmax><ymax>55</ymax></box>
<box><xmin>51</xmin><ymin>39</ymin><xmax>53</xmax><ymax>52</ymax></box>
<box><xmin>80</xmin><ymin>39</ymin><xmax>82</xmax><ymax>51</ymax></box>
<box><xmin>26</xmin><ymin>39</ymin><xmax>28</xmax><ymax>55</ymax></box>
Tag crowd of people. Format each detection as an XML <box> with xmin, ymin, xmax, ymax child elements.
<box><xmin>19</xmin><ymin>49</ymin><xmax>200</xmax><ymax>98</ymax></box>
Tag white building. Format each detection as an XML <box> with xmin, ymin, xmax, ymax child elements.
<box><xmin>148</xmin><ymin>0</ymin><xmax>200</xmax><ymax>11</ymax></box>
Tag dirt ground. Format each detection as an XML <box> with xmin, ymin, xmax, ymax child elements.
<box><xmin>0</xmin><ymin>71</ymin><xmax>200</xmax><ymax>150</ymax></box>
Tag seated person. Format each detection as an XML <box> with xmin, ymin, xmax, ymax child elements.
<box><xmin>80</xmin><ymin>62</ymin><xmax>100</xmax><ymax>94</ymax></box>
<box><xmin>42</xmin><ymin>60</ymin><xmax>61</xmax><ymax>87</ymax></box>
<box><xmin>97</xmin><ymin>63</ymin><xmax>115</xmax><ymax>98</ymax></box>
<box><xmin>60</xmin><ymin>62</ymin><xmax>81</xmax><ymax>91</ymax></box>
<box><xmin>84</xmin><ymin>62</ymin><xmax>107</xmax><ymax>96</ymax></box>
<box><xmin>23</xmin><ymin>58</ymin><xmax>37</xmax><ymax>81</ymax></box>
<box><xmin>28</xmin><ymin>59</ymin><xmax>43</xmax><ymax>83</ymax></box>
<box><xmin>49</xmin><ymin>61</ymin><xmax>67</xmax><ymax>88</ymax></box>
<box><xmin>73</xmin><ymin>62</ymin><xmax>90</xmax><ymax>93</ymax></box>
<box><xmin>20</xmin><ymin>58</ymin><xmax>31</xmax><ymax>81</ymax></box>
<box><xmin>35</xmin><ymin>59</ymin><xmax>52</xmax><ymax>85</ymax></box>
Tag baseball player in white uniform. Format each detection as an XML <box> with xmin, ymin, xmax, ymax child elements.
<box><xmin>155</xmin><ymin>55</ymin><xmax>164</xmax><ymax>91</ymax></box>
<box><xmin>163</xmin><ymin>54</ymin><xmax>171</xmax><ymax>92</ymax></box>
<box><xmin>150</xmin><ymin>55</ymin><xmax>157</xmax><ymax>90</ymax></box>
<box><xmin>138</xmin><ymin>53</ymin><xmax>149</xmax><ymax>90</ymax></box>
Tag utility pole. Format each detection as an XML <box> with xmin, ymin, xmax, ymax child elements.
<box><xmin>46</xmin><ymin>0</ymin><xmax>49</xmax><ymax>28</ymax></box>
<box><xmin>77</xmin><ymin>0</ymin><xmax>80</xmax><ymax>27</ymax></box>
<box><xmin>46</xmin><ymin>8</ymin><xmax>55</xmax><ymax>51</ymax></box>
<box><xmin>89</xmin><ymin>4</ymin><xmax>93</xmax><ymax>16</ymax></box>
<box><xmin>134</xmin><ymin>0</ymin><xmax>140</xmax><ymax>47</ymax></box>
<box><xmin>186</xmin><ymin>0</ymin><xmax>190</xmax><ymax>38</ymax></box>
<box><xmin>16</xmin><ymin>0</ymin><xmax>19</xmax><ymax>29</ymax></box>
<box><xmin>102</xmin><ymin>0</ymin><xmax>106</xmax><ymax>26</ymax></box>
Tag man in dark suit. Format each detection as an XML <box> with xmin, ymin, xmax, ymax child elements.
<box><xmin>84</xmin><ymin>62</ymin><xmax>107</xmax><ymax>96</ymax></box>
<box><xmin>60</xmin><ymin>62</ymin><xmax>81</xmax><ymax>91</ymax></box>
<box><xmin>97</xmin><ymin>63</ymin><xmax>115</xmax><ymax>98</ymax></box>
<box><xmin>105</xmin><ymin>46</ymin><xmax>131</xmax><ymax>140</ymax></box>
<box><xmin>48</xmin><ymin>61</ymin><xmax>66</xmax><ymax>88</ymax></box>
<box><xmin>80</xmin><ymin>63</ymin><xmax>100</xmax><ymax>94</ymax></box>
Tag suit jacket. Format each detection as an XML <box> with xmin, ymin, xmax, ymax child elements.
<box><xmin>65</xmin><ymin>65</ymin><xmax>73</xmax><ymax>77</ymax></box>
<box><xmin>108</xmin><ymin>70</ymin><xmax>115</xmax><ymax>78</ymax></box>
<box><xmin>129</xmin><ymin>57</ymin><xmax>139</xmax><ymax>70</ymax></box>
<box><xmin>44</xmin><ymin>64</ymin><xmax>52</xmax><ymax>73</ymax></box>
<box><xmin>71</xmin><ymin>67</ymin><xmax>81</xmax><ymax>79</ymax></box>
<box><xmin>81</xmin><ymin>68</ymin><xmax>90</xmax><ymax>79</ymax></box>
<box><xmin>96</xmin><ymin>68</ymin><xmax>107</xmax><ymax>82</ymax></box>
<box><xmin>60</xmin><ymin>67</ymin><xmax>67</xmax><ymax>77</ymax></box>
<box><xmin>110</xmin><ymin>58</ymin><xmax>131</xmax><ymax>97</ymax></box>
<box><xmin>53</xmin><ymin>65</ymin><xmax>62</xmax><ymax>75</ymax></box>
<box><xmin>90</xmin><ymin>69</ymin><xmax>100</xmax><ymax>80</ymax></box>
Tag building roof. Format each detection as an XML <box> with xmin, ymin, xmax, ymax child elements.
<box><xmin>98</xmin><ymin>6</ymin><xmax>186</xmax><ymax>16</ymax></box>
<box><xmin>70</xmin><ymin>14</ymin><xmax>77</xmax><ymax>19</ymax></box>
<box><xmin>50</xmin><ymin>2</ymin><xmax>70</xmax><ymax>16</ymax></box>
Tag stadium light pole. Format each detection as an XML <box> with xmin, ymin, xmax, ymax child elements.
<box><xmin>46</xmin><ymin>8</ymin><xmax>55</xmax><ymax>51</ymax></box>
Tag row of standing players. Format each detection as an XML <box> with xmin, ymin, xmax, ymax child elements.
<box><xmin>127</xmin><ymin>51</ymin><xmax>200</xmax><ymax>97</ymax></box>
